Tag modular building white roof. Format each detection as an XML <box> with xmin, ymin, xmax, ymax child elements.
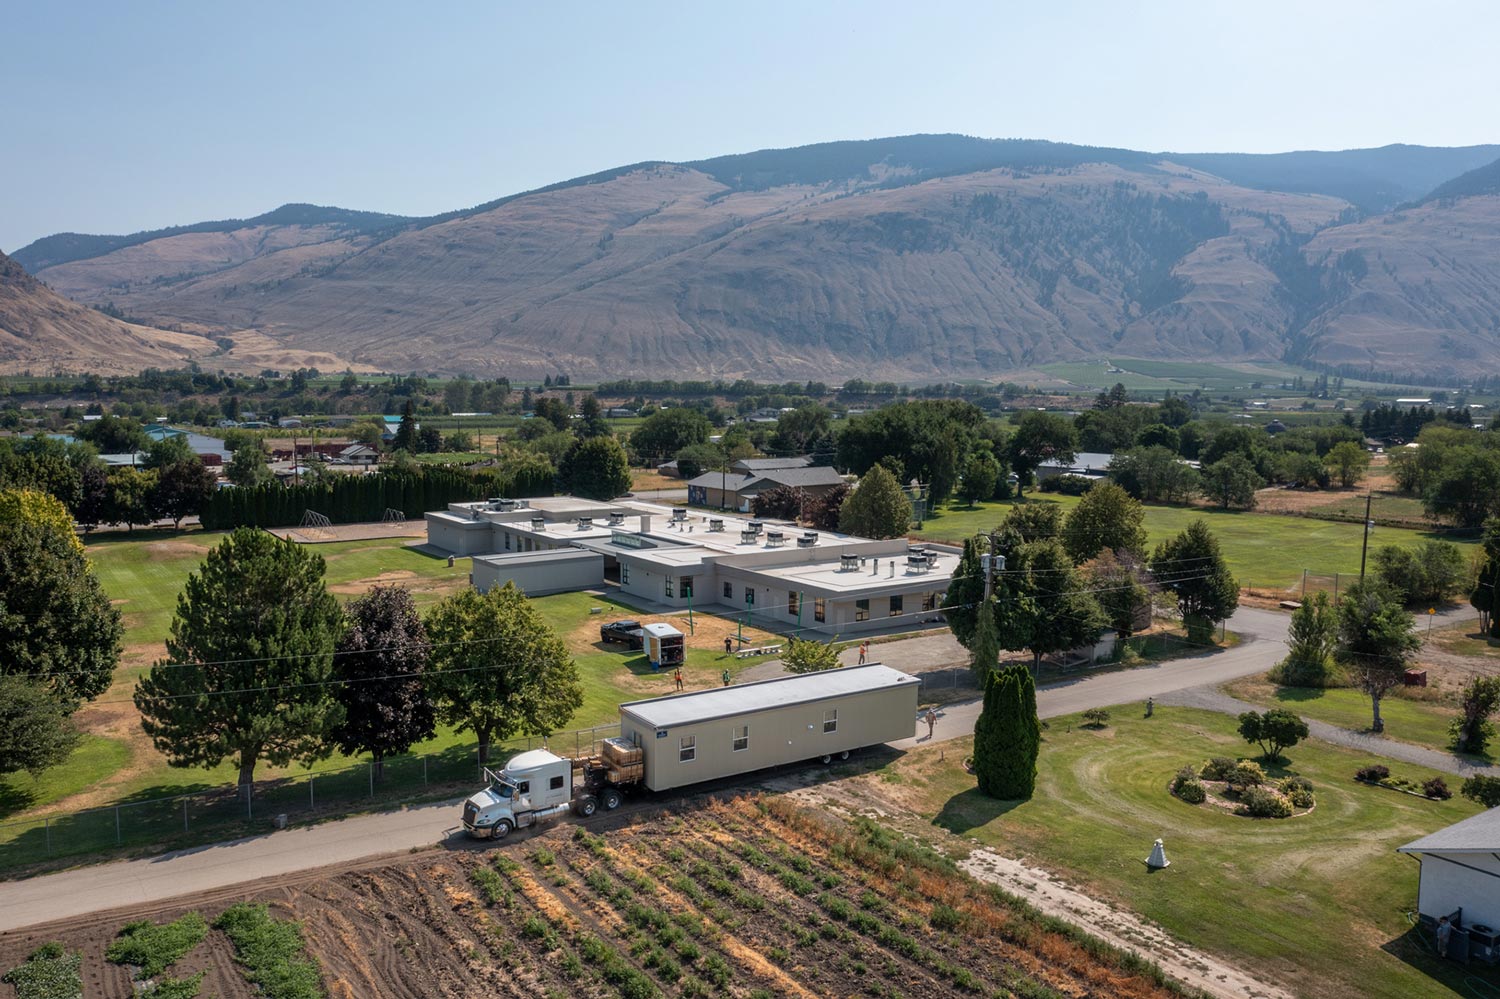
<box><xmin>1399</xmin><ymin>807</ymin><xmax>1500</xmax><ymax>854</ymax></box>
<box><xmin>619</xmin><ymin>663</ymin><xmax>918</xmax><ymax>729</ymax></box>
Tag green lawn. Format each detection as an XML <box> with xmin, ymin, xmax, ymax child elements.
<box><xmin>892</xmin><ymin>706</ymin><xmax>1483</xmax><ymax>999</ymax></box>
<box><xmin>1225</xmin><ymin>675</ymin><xmax>1473</xmax><ymax>761</ymax></box>
<box><xmin>919</xmin><ymin>496</ymin><xmax>1472</xmax><ymax>590</ymax></box>
<box><xmin>0</xmin><ymin>736</ymin><xmax>131</xmax><ymax>820</ymax></box>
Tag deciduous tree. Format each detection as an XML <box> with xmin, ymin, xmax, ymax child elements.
<box><xmin>839</xmin><ymin>464</ymin><xmax>912</xmax><ymax>540</ymax></box>
<box><xmin>426</xmin><ymin>582</ymin><xmax>582</xmax><ymax>764</ymax></box>
<box><xmin>1150</xmin><ymin>520</ymin><xmax>1238</xmax><ymax>643</ymax></box>
<box><xmin>1201</xmin><ymin>453</ymin><xmax>1263</xmax><ymax>509</ymax></box>
<box><xmin>1237</xmin><ymin>709</ymin><xmax>1309</xmax><ymax>762</ymax></box>
<box><xmin>0</xmin><ymin>676</ymin><xmax>81</xmax><ymax>779</ymax></box>
<box><xmin>1452</xmin><ymin>676</ymin><xmax>1500</xmax><ymax>755</ymax></box>
<box><xmin>957</xmin><ymin>450</ymin><xmax>1000</xmax><ymax>508</ymax></box>
<box><xmin>1006</xmin><ymin>412</ymin><xmax>1077</xmax><ymax>497</ymax></box>
<box><xmin>1323</xmin><ymin>441</ymin><xmax>1371</xmax><ymax>488</ymax></box>
<box><xmin>782</xmin><ymin>636</ymin><xmax>841</xmax><ymax>674</ymax></box>
<box><xmin>1061</xmin><ymin>482</ymin><xmax>1146</xmax><ymax>563</ymax></box>
<box><xmin>1275</xmin><ymin>591</ymin><xmax>1338</xmax><ymax>687</ymax></box>
<box><xmin>331</xmin><ymin>586</ymin><xmax>436</xmax><ymax>781</ymax></box>
<box><xmin>1337</xmin><ymin>579</ymin><xmax>1420</xmax><ymax>733</ymax></box>
<box><xmin>134</xmin><ymin>528</ymin><xmax>346</xmax><ymax>787</ymax></box>
<box><xmin>560</xmin><ymin>435</ymin><xmax>631</xmax><ymax>500</ymax></box>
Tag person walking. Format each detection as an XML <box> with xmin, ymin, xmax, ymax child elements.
<box><xmin>721</xmin><ymin>668</ymin><xmax>732</xmax><ymax>687</ymax></box>
<box><xmin>858</xmin><ymin>641</ymin><xmax>868</xmax><ymax>665</ymax></box>
<box><xmin>724</xmin><ymin>635</ymin><xmax>733</xmax><ymax>655</ymax></box>
<box><xmin>673</xmin><ymin>667</ymin><xmax>684</xmax><ymax>691</ymax></box>
<box><xmin>1437</xmin><ymin>915</ymin><xmax>1453</xmax><ymax>958</ymax></box>
<box><xmin>924</xmin><ymin>707</ymin><xmax>938</xmax><ymax>741</ymax></box>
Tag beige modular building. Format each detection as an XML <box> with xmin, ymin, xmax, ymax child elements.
<box><xmin>616</xmin><ymin>663</ymin><xmax>920</xmax><ymax>791</ymax></box>
<box><xmin>424</xmin><ymin>497</ymin><xmax>959</xmax><ymax>636</ymax></box>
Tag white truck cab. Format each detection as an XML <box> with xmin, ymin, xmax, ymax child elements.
<box><xmin>462</xmin><ymin>749</ymin><xmax>580</xmax><ymax>839</ymax></box>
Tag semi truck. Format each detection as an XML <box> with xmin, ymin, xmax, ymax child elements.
<box><xmin>461</xmin><ymin>662</ymin><xmax>919</xmax><ymax>839</ymax></box>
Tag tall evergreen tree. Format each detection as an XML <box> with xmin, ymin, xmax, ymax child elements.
<box><xmin>426</xmin><ymin>582</ymin><xmax>582</xmax><ymax>763</ymax></box>
<box><xmin>393</xmin><ymin>400</ymin><xmax>418</xmax><ymax>453</ymax></box>
<box><xmin>1151</xmin><ymin>520</ymin><xmax>1238</xmax><ymax>643</ymax></box>
<box><xmin>134</xmin><ymin>528</ymin><xmax>346</xmax><ymax>787</ymax></box>
<box><xmin>839</xmin><ymin>464</ymin><xmax>912</xmax><ymax>540</ymax></box>
<box><xmin>331</xmin><ymin>585</ymin><xmax>436</xmax><ymax>781</ymax></box>
<box><xmin>973</xmin><ymin>664</ymin><xmax>1039</xmax><ymax>799</ymax></box>
<box><xmin>969</xmin><ymin>593</ymin><xmax>1001</xmax><ymax>680</ymax></box>
<box><xmin>940</xmin><ymin>536</ymin><xmax>986</xmax><ymax>647</ymax></box>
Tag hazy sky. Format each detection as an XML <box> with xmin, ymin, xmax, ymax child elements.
<box><xmin>3</xmin><ymin>0</ymin><xmax>1495</xmax><ymax>251</ymax></box>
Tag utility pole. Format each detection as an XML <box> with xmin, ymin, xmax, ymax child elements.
<box><xmin>982</xmin><ymin>533</ymin><xmax>1005</xmax><ymax>601</ymax></box>
<box><xmin>1358</xmin><ymin>492</ymin><xmax>1373</xmax><ymax>580</ymax></box>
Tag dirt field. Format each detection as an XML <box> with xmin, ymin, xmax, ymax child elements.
<box><xmin>274</xmin><ymin>519</ymin><xmax>430</xmax><ymax>544</ymax></box>
<box><xmin>0</xmin><ymin>798</ymin><xmax>1185</xmax><ymax>999</ymax></box>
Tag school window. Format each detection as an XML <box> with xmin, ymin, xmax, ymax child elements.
<box><xmin>922</xmin><ymin>592</ymin><xmax>936</xmax><ymax>612</ymax></box>
<box><xmin>504</xmin><ymin>532</ymin><xmax>511</xmax><ymax>550</ymax></box>
<box><xmin>855</xmin><ymin>599</ymin><xmax>869</xmax><ymax>622</ymax></box>
<box><xmin>889</xmin><ymin>594</ymin><xmax>903</xmax><ymax>617</ymax></box>
<box><xmin>823</xmin><ymin>709</ymin><xmax>838</xmax><ymax>734</ymax></box>
<box><xmin>814</xmin><ymin>597</ymin><xmax>826</xmax><ymax>623</ymax></box>
<box><xmin>665</xmin><ymin>577</ymin><xmax>674</xmax><ymax>598</ymax></box>
<box><xmin>621</xmin><ymin>564</ymin><xmax>630</xmax><ymax>584</ymax></box>
<box><xmin>732</xmin><ymin>725</ymin><xmax>749</xmax><ymax>752</ymax></box>
<box><xmin>723</xmin><ymin>581</ymin><xmax>733</xmax><ymax>600</ymax></box>
<box><xmin>681</xmin><ymin>576</ymin><xmax>694</xmax><ymax>598</ymax></box>
<box><xmin>680</xmin><ymin>735</ymin><xmax>697</xmax><ymax>763</ymax></box>
<box><xmin>745</xmin><ymin>588</ymin><xmax>755</xmax><ymax>606</ymax></box>
<box><xmin>788</xmin><ymin>591</ymin><xmax>799</xmax><ymax>615</ymax></box>
<box><xmin>549</xmin><ymin>775</ymin><xmax>565</xmax><ymax>791</ymax></box>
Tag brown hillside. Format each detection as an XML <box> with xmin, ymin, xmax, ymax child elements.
<box><xmin>0</xmin><ymin>250</ymin><xmax>223</xmax><ymax>375</ymax></box>
<box><xmin>26</xmin><ymin>162</ymin><xmax>1356</xmax><ymax>379</ymax></box>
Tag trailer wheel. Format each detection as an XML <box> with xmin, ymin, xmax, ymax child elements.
<box><xmin>492</xmin><ymin>818</ymin><xmax>513</xmax><ymax>840</ymax></box>
<box><xmin>576</xmin><ymin>796</ymin><xmax>598</xmax><ymax>817</ymax></box>
<box><xmin>820</xmin><ymin>754</ymin><xmax>833</xmax><ymax>764</ymax></box>
<box><xmin>602</xmin><ymin>788</ymin><xmax>623</xmax><ymax>811</ymax></box>
<box><xmin>839</xmin><ymin>750</ymin><xmax>850</xmax><ymax>761</ymax></box>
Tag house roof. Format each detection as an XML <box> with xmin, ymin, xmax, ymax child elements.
<box><xmin>1039</xmin><ymin>451</ymin><xmax>1114</xmax><ymax>472</ymax></box>
<box><xmin>731</xmin><ymin>456</ymin><xmax>811</xmax><ymax>472</ymax></box>
<box><xmin>1399</xmin><ymin>807</ymin><xmax>1500</xmax><ymax>854</ymax></box>
<box><xmin>748</xmin><ymin>467</ymin><xmax>845</xmax><ymax>489</ymax></box>
<box><xmin>619</xmin><ymin>663</ymin><xmax>918</xmax><ymax>729</ymax></box>
<box><xmin>685</xmin><ymin>472</ymin><xmax>756</xmax><ymax>490</ymax></box>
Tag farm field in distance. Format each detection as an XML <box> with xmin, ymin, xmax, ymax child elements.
<box><xmin>0</xmin><ymin>797</ymin><xmax>1185</xmax><ymax>999</ymax></box>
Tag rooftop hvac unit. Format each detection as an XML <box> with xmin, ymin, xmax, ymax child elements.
<box><xmin>839</xmin><ymin>553</ymin><xmax>860</xmax><ymax>572</ymax></box>
<box><xmin>608</xmin><ymin>511</ymin><xmax>626</xmax><ymax>526</ymax></box>
<box><xmin>531</xmin><ymin>516</ymin><xmax>546</xmax><ymax>530</ymax></box>
<box><xmin>577</xmin><ymin>517</ymin><xmax>593</xmax><ymax>530</ymax></box>
<box><xmin>740</xmin><ymin>529</ymin><xmax>758</xmax><ymax>544</ymax></box>
<box><xmin>708</xmin><ymin>518</ymin><xmax>725</xmax><ymax>532</ymax></box>
<box><xmin>797</xmin><ymin>532</ymin><xmax>818</xmax><ymax>547</ymax></box>
<box><xmin>517</xmin><ymin>500</ymin><xmax>530</xmax><ymax>509</ymax></box>
<box><xmin>766</xmin><ymin>531</ymin><xmax>785</xmax><ymax>547</ymax></box>
<box><xmin>747</xmin><ymin>520</ymin><xmax>764</xmax><ymax>534</ymax></box>
<box><xmin>671</xmin><ymin>508</ymin><xmax>687</xmax><ymax>522</ymax></box>
<box><xmin>496</xmin><ymin>498</ymin><xmax>519</xmax><ymax>511</ymax></box>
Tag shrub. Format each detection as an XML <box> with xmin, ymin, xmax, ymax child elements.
<box><xmin>1228</xmin><ymin>760</ymin><xmax>1266</xmax><ymax>790</ymax></box>
<box><xmin>106</xmin><ymin>913</ymin><xmax>209</xmax><ymax>978</ymax></box>
<box><xmin>1355</xmin><ymin>764</ymin><xmax>1391</xmax><ymax>783</ymax></box>
<box><xmin>1278</xmin><ymin>775</ymin><xmax>1315</xmax><ymax>808</ymax></box>
<box><xmin>1081</xmin><ymin>707</ymin><xmax>1110</xmax><ymax>728</ymax></box>
<box><xmin>1462</xmin><ymin>776</ymin><xmax>1500</xmax><ymax>808</ymax></box>
<box><xmin>2</xmin><ymin>943</ymin><xmax>83</xmax><ymax>999</ymax></box>
<box><xmin>1175</xmin><ymin>778</ymin><xmax>1206</xmax><ymax>804</ymax></box>
<box><xmin>1199</xmin><ymin>757</ymin><xmax>1237</xmax><ymax>781</ymax></box>
<box><xmin>1040</xmin><ymin>474</ymin><xmax>1095</xmax><ymax>496</ymax></box>
<box><xmin>1424</xmin><ymin>777</ymin><xmax>1453</xmax><ymax>800</ymax></box>
<box><xmin>1239</xmin><ymin>786</ymin><xmax>1294</xmax><ymax>818</ymax></box>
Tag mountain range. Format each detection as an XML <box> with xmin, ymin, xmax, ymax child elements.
<box><xmin>8</xmin><ymin>134</ymin><xmax>1500</xmax><ymax>381</ymax></box>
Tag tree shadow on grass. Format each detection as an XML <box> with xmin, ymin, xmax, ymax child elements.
<box><xmin>0</xmin><ymin>782</ymin><xmax>39</xmax><ymax>820</ymax></box>
<box><xmin>934</xmin><ymin>787</ymin><xmax>1028</xmax><ymax>835</ymax></box>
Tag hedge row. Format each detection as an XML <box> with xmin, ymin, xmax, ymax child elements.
<box><xmin>199</xmin><ymin>465</ymin><xmax>553</xmax><ymax>530</ymax></box>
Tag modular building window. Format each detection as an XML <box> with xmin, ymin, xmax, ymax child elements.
<box><xmin>723</xmin><ymin>581</ymin><xmax>733</xmax><ymax>599</ymax></box>
<box><xmin>745</xmin><ymin>589</ymin><xmax>755</xmax><ymax>606</ymax></box>
<box><xmin>889</xmin><ymin>594</ymin><xmax>903</xmax><ymax>617</ymax></box>
<box><xmin>922</xmin><ymin>593</ymin><xmax>936</xmax><ymax>612</ymax></box>
<box><xmin>665</xmin><ymin>577</ymin><xmax>674</xmax><ymax>598</ymax></box>
<box><xmin>823</xmin><ymin>709</ymin><xmax>838</xmax><ymax>733</ymax></box>
<box><xmin>680</xmin><ymin>736</ymin><xmax>696</xmax><ymax>763</ymax></box>
<box><xmin>621</xmin><ymin>564</ymin><xmax>630</xmax><ymax>584</ymax></box>
<box><xmin>504</xmin><ymin>532</ymin><xmax>511</xmax><ymax>550</ymax></box>
<box><xmin>788</xmin><ymin>591</ymin><xmax>799</xmax><ymax>616</ymax></box>
<box><xmin>732</xmin><ymin>725</ymin><xmax>749</xmax><ymax>752</ymax></box>
<box><xmin>855</xmin><ymin>599</ymin><xmax>869</xmax><ymax>621</ymax></box>
<box><xmin>814</xmin><ymin>597</ymin><xmax>826</xmax><ymax>623</ymax></box>
<box><xmin>681</xmin><ymin>576</ymin><xmax>694</xmax><ymax>598</ymax></box>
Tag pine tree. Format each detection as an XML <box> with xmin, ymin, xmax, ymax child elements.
<box><xmin>969</xmin><ymin>593</ymin><xmax>1001</xmax><ymax>680</ymax></box>
<box><xmin>393</xmin><ymin>400</ymin><xmax>418</xmax><ymax>453</ymax></box>
<box><xmin>838</xmin><ymin>464</ymin><xmax>912</xmax><ymax>539</ymax></box>
<box><xmin>133</xmin><ymin>528</ymin><xmax>346</xmax><ymax>787</ymax></box>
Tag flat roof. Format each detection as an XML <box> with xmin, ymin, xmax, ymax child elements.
<box><xmin>473</xmin><ymin>548</ymin><xmax>599</xmax><ymax>566</ymax></box>
<box><xmin>1399</xmin><ymin>807</ymin><xmax>1500</xmax><ymax>854</ymax></box>
<box><xmin>619</xmin><ymin>663</ymin><xmax>918</xmax><ymax>729</ymax></box>
<box><xmin>736</xmin><ymin>551</ymin><xmax>960</xmax><ymax>595</ymax></box>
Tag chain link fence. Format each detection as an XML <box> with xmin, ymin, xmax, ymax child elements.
<box><xmin>0</xmin><ymin>724</ymin><xmax>617</xmax><ymax>873</ymax></box>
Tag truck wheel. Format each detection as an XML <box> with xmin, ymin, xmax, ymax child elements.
<box><xmin>839</xmin><ymin>750</ymin><xmax>850</xmax><ymax>761</ymax></box>
<box><xmin>576</xmin><ymin>796</ymin><xmax>598</xmax><ymax>817</ymax></box>
<box><xmin>820</xmin><ymin>754</ymin><xmax>833</xmax><ymax>764</ymax></box>
<box><xmin>602</xmin><ymin>788</ymin><xmax>623</xmax><ymax>811</ymax></box>
<box><xmin>492</xmin><ymin>819</ymin><xmax>513</xmax><ymax>840</ymax></box>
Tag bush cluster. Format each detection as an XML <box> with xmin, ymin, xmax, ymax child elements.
<box><xmin>1199</xmin><ymin>757</ymin><xmax>1237</xmax><ymax>781</ymax></box>
<box><xmin>1355</xmin><ymin>764</ymin><xmax>1391</xmax><ymax>783</ymax></box>
<box><xmin>1423</xmin><ymin>777</ymin><xmax>1453</xmax><ymax>800</ymax></box>
<box><xmin>1228</xmin><ymin>760</ymin><xmax>1267</xmax><ymax>789</ymax></box>
<box><xmin>1278</xmin><ymin>776</ymin><xmax>1316</xmax><ymax>809</ymax></box>
<box><xmin>1038</xmin><ymin>474</ymin><xmax>1095</xmax><ymax>496</ymax></box>
<box><xmin>1239</xmin><ymin>786</ymin><xmax>1294</xmax><ymax>818</ymax></box>
<box><xmin>1172</xmin><ymin>767</ymin><xmax>1207</xmax><ymax>804</ymax></box>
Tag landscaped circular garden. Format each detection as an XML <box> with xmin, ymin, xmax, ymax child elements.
<box><xmin>1169</xmin><ymin>756</ymin><xmax>1316</xmax><ymax>818</ymax></box>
